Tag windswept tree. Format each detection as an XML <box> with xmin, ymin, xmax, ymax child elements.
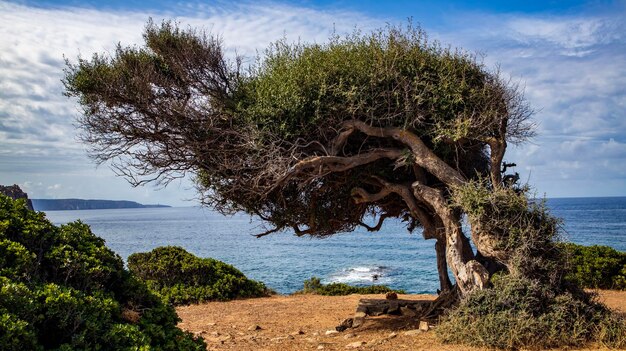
<box><xmin>63</xmin><ymin>21</ymin><xmax>535</xmax><ymax>298</ymax></box>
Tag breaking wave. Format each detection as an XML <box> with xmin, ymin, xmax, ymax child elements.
<box><xmin>325</xmin><ymin>265</ymin><xmax>396</xmax><ymax>285</ymax></box>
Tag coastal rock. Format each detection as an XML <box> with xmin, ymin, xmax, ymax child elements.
<box><xmin>325</xmin><ymin>330</ymin><xmax>339</xmax><ymax>336</ymax></box>
<box><xmin>419</xmin><ymin>320</ymin><xmax>430</xmax><ymax>331</ymax></box>
<box><xmin>0</xmin><ymin>184</ymin><xmax>33</xmax><ymax>210</ymax></box>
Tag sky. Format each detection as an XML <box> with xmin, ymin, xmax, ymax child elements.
<box><xmin>0</xmin><ymin>0</ymin><xmax>625</xmax><ymax>206</ymax></box>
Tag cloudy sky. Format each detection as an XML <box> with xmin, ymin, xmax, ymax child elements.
<box><xmin>1</xmin><ymin>0</ymin><xmax>625</xmax><ymax>206</ymax></box>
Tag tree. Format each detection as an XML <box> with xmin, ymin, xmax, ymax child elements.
<box><xmin>63</xmin><ymin>21</ymin><xmax>536</xmax><ymax>300</ymax></box>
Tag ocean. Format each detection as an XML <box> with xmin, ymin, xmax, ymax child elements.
<box><xmin>43</xmin><ymin>197</ymin><xmax>626</xmax><ymax>294</ymax></box>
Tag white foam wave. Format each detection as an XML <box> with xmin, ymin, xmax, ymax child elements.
<box><xmin>326</xmin><ymin>265</ymin><xmax>393</xmax><ymax>285</ymax></box>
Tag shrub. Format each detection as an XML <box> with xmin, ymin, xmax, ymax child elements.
<box><xmin>437</xmin><ymin>273</ymin><xmax>625</xmax><ymax>349</ymax></box>
<box><xmin>439</xmin><ymin>183</ymin><xmax>626</xmax><ymax>349</ymax></box>
<box><xmin>128</xmin><ymin>246</ymin><xmax>269</xmax><ymax>305</ymax></box>
<box><xmin>0</xmin><ymin>194</ymin><xmax>206</xmax><ymax>350</ymax></box>
<box><xmin>560</xmin><ymin>243</ymin><xmax>626</xmax><ymax>290</ymax></box>
<box><xmin>297</xmin><ymin>276</ymin><xmax>405</xmax><ymax>296</ymax></box>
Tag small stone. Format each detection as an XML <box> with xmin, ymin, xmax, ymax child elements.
<box><xmin>206</xmin><ymin>322</ymin><xmax>216</xmax><ymax>326</ymax></box>
<box><xmin>354</xmin><ymin>311</ymin><xmax>366</xmax><ymax>319</ymax></box>
<box><xmin>290</xmin><ymin>330</ymin><xmax>305</xmax><ymax>336</ymax></box>
<box><xmin>248</xmin><ymin>324</ymin><xmax>262</xmax><ymax>331</ymax></box>
<box><xmin>237</xmin><ymin>332</ymin><xmax>245</xmax><ymax>336</ymax></box>
<box><xmin>419</xmin><ymin>320</ymin><xmax>429</xmax><ymax>331</ymax></box>
<box><xmin>385</xmin><ymin>292</ymin><xmax>398</xmax><ymax>300</ymax></box>
<box><xmin>387</xmin><ymin>332</ymin><xmax>397</xmax><ymax>339</ymax></box>
<box><xmin>336</xmin><ymin>318</ymin><xmax>353</xmax><ymax>331</ymax></box>
<box><xmin>317</xmin><ymin>346</ymin><xmax>325</xmax><ymax>350</ymax></box>
<box><xmin>343</xmin><ymin>333</ymin><xmax>357</xmax><ymax>339</ymax></box>
<box><xmin>403</xmin><ymin>329</ymin><xmax>422</xmax><ymax>336</ymax></box>
<box><xmin>306</xmin><ymin>337</ymin><xmax>317</xmax><ymax>343</ymax></box>
<box><xmin>210</xmin><ymin>331</ymin><xmax>220</xmax><ymax>337</ymax></box>
<box><xmin>325</xmin><ymin>330</ymin><xmax>339</xmax><ymax>336</ymax></box>
<box><xmin>345</xmin><ymin>341</ymin><xmax>365</xmax><ymax>348</ymax></box>
<box><xmin>312</xmin><ymin>332</ymin><xmax>320</xmax><ymax>336</ymax></box>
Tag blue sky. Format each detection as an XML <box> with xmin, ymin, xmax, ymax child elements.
<box><xmin>1</xmin><ymin>0</ymin><xmax>625</xmax><ymax>206</ymax></box>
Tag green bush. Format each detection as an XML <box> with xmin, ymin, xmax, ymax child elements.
<box><xmin>128</xmin><ymin>246</ymin><xmax>269</xmax><ymax>305</ymax></box>
<box><xmin>437</xmin><ymin>273</ymin><xmax>626</xmax><ymax>349</ymax></box>
<box><xmin>440</xmin><ymin>183</ymin><xmax>626</xmax><ymax>349</ymax></box>
<box><xmin>297</xmin><ymin>276</ymin><xmax>405</xmax><ymax>296</ymax></box>
<box><xmin>560</xmin><ymin>243</ymin><xmax>626</xmax><ymax>290</ymax></box>
<box><xmin>0</xmin><ymin>194</ymin><xmax>206</xmax><ymax>350</ymax></box>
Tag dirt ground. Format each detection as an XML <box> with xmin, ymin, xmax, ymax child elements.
<box><xmin>177</xmin><ymin>290</ymin><xmax>626</xmax><ymax>351</ymax></box>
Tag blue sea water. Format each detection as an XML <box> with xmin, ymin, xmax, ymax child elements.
<box><xmin>43</xmin><ymin>197</ymin><xmax>626</xmax><ymax>294</ymax></box>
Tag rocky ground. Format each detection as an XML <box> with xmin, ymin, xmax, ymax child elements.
<box><xmin>177</xmin><ymin>290</ymin><xmax>626</xmax><ymax>351</ymax></box>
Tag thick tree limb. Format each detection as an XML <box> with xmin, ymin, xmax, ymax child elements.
<box><xmin>412</xmin><ymin>180</ymin><xmax>489</xmax><ymax>296</ymax></box>
<box><xmin>483</xmin><ymin>137</ymin><xmax>506</xmax><ymax>187</ymax></box>
<box><xmin>343</xmin><ymin>120</ymin><xmax>466</xmax><ymax>187</ymax></box>
<box><xmin>435</xmin><ymin>238</ymin><xmax>453</xmax><ymax>293</ymax></box>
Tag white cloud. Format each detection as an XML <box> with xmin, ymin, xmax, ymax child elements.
<box><xmin>0</xmin><ymin>0</ymin><xmax>625</xmax><ymax>201</ymax></box>
<box><xmin>0</xmin><ymin>0</ymin><xmax>380</xmax><ymax>204</ymax></box>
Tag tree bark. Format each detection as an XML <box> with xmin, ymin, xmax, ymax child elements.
<box><xmin>412</xmin><ymin>181</ymin><xmax>489</xmax><ymax>296</ymax></box>
<box><xmin>435</xmin><ymin>238</ymin><xmax>453</xmax><ymax>293</ymax></box>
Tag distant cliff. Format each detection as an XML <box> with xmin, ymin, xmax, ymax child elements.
<box><xmin>31</xmin><ymin>199</ymin><xmax>170</xmax><ymax>211</ymax></box>
<box><xmin>0</xmin><ymin>184</ymin><xmax>34</xmax><ymax>210</ymax></box>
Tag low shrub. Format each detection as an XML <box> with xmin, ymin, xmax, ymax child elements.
<box><xmin>128</xmin><ymin>246</ymin><xmax>269</xmax><ymax>305</ymax></box>
<box><xmin>442</xmin><ymin>182</ymin><xmax>626</xmax><ymax>350</ymax></box>
<box><xmin>437</xmin><ymin>273</ymin><xmax>626</xmax><ymax>349</ymax></box>
<box><xmin>297</xmin><ymin>276</ymin><xmax>405</xmax><ymax>296</ymax></box>
<box><xmin>560</xmin><ymin>243</ymin><xmax>626</xmax><ymax>290</ymax></box>
<box><xmin>0</xmin><ymin>194</ymin><xmax>206</xmax><ymax>350</ymax></box>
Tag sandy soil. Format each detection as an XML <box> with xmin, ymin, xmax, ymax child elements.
<box><xmin>177</xmin><ymin>290</ymin><xmax>626</xmax><ymax>351</ymax></box>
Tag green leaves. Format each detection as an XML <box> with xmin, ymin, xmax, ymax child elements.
<box><xmin>0</xmin><ymin>195</ymin><xmax>206</xmax><ymax>350</ymax></box>
<box><xmin>128</xmin><ymin>246</ymin><xmax>269</xmax><ymax>305</ymax></box>
<box><xmin>298</xmin><ymin>277</ymin><xmax>404</xmax><ymax>296</ymax></box>
<box><xmin>560</xmin><ymin>243</ymin><xmax>626</xmax><ymax>290</ymax></box>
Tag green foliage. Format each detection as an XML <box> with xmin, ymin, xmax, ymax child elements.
<box><xmin>297</xmin><ymin>276</ymin><xmax>404</xmax><ymax>296</ymax></box>
<box><xmin>241</xmin><ymin>24</ymin><xmax>509</xmax><ymax>144</ymax></box>
<box><xmin>128</xmin><ymin>246</ymin><xmax>269</xmax><ymax>305</ymax></box>
<box><xmin>437</xmin><ymin>274</ymin><xmax>626</xmax><ymax>349</ymax></box>
<box><xmin>453</xmin><ymin>180</ymin><xmax>564</xmax><ymax>284</ymax></box>
<box><xmin>0</xmin><ymin>194</ymin><xmax>206</xmax><ymax>350</ymax></box>
<box><xmin>560</xmin><ymin>243</ymin><xmax>626</xmax><ymax>290</ymax></box>
<box><xmin>445</xmin><ymin>182</ymin><xmax>626</xmax><ymax>349</ymax></box>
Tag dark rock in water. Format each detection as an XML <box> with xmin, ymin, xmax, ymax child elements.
<box><xmin>0</xmin><ymin>184</ymin><xmax>33</xmax><ymax>210</ymax></box>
